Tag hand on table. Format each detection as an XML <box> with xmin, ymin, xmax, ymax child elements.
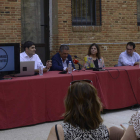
<box><xmin>134</xmin><ymin>62</ymin><xmax>139</xmax><ymax>66</ymax></box>
<box><xmin>46</xmin><ymin>60</ymin><xmax>52</xmax><ymax>69</ymax></box>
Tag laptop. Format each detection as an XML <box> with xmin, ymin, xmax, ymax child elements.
<box><xmin>15</xmin><ymin>61</ymin><xmax>35</xmax><ymax>76</ymax></box>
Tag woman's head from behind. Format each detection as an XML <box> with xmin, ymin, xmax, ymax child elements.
<box><xmin>64</xmin><ymin>81</ymin><xmax>103</xmax><ymax>130</ymax></box>
<box><xmin>88</xmin><ymin>43</ymin><xmax>101</xmax><ymax>59</ymax></box>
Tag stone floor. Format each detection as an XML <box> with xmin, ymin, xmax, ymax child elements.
<box><xmin>0</xmin><ymin>107</ymin><xmax>139</xmax><ymax>140</ymax></box>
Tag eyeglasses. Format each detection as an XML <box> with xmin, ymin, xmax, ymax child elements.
<box><xmin>126</xmin><ymin>48</ymin><xmax>133</xmax><ymax>51</ymax></box>
<box><xmin>70</xmin><ymin>79</ymin><xmax>93</xmax><ymax>92</ymax></box>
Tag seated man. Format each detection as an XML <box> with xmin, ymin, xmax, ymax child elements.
<box><xmin>118</xmin><ymin>42</ymin><xmax>140</xmax><ymax>66</ymax></box>
<box><xmin>20</xmin><ymin>41</ymin><xmax>52</xmax><ymax>72</ymax></box>
<box><xmin>51</xmin><ymin>45</ymin><xmax>75</xmax><ymax>71</ymax></box>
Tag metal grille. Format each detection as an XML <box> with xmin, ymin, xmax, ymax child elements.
<box><xmin>72</xmin><ymin>0</ymin><xmax>101</xmax><ymax>26</ymax></box>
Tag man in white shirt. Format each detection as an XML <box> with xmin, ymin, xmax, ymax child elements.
<box><xmin>118</xmin><ymin>42</ymin><xmax>140</xmax><ymax>66</ymax></box>
<box><xmin>20</xmin><ymin>41</ymin><xmax>52</xmax><ymax>72</ymax></box>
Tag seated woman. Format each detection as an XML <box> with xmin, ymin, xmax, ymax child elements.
<box><xmin>84</xmin><ymin>43</ymin><xmax>105</xmax><ymax>69</ymax></box>
<box><xmin>109</xmin><ymin>110</ymin><xmax>140</xmax><ymax>140</ymax></box>
<box><xmin>47</xmin><ymin>80</ymin><xmax>109</xmax><ymax>140</ymax></box>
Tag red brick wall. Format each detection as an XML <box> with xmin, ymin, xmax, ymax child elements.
<box><xmin>51</xmin><ymin>0</ymin><xmax>140</xmax><ymax>67</ymax></box>
<box><xmin>1</xmin><ymin>0</ymin><xmax>140</xmax><ymax>67</ymax></box>
<box><xmin>0</xmin><ymin>0</ymin><xmax>21</xmax><ymax>43</ymax></box>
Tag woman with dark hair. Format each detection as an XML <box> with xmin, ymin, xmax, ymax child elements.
<box><xmin>84</xmin><ymin>43</ymin><xmax>105</xmax><ymax>69</ymax></box>
<box><xmin>47</xmin><ymin>80</ymin><xmax>109</xmax><ymax>140</ymax></box>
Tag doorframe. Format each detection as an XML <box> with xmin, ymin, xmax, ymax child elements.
<box><xmin>49</xmin><ymin>0</ymin><xmax>52</xmax><ymax>52</ymax></box>
<box><xmin>44</xmin><ymin>0</ymin><xmax>50</xmax><ymax>60</ymax></box>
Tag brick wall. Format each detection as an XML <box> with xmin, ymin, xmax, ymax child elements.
<box><xmin>0</xmin><ymin>0</ymin><xmax>21</xmax><ymax>43</ymax></box>
<box><xmin>1</xmin><ymin>0</ymin><xmax>140</xmax><ymax>67</ymax></box>
<box><xmin>51</xmin><ymin>0</ymin><xmax>140</xmax><ymax>67</ymax></box>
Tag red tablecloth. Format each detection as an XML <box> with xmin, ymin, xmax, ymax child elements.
<box><xmin>0</xmin><ymin>66</ymin><xmax>139</xmax><ymax>129</ymax></box>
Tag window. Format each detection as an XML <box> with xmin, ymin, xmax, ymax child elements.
<box><xmin>72</xmin><ymin>0</ymin><xmax>101</xmax><ymax>26</ymax></box>
<box><xmin>138</xmin><ymin>0</ymin><xmax>140</xmax><ymax>25</ymax></box>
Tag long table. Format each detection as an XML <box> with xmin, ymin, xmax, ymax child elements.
<box><xmin>0</xmin><ymin>66</ymin><xmax>140</xmax><ymax>129</ymax></box>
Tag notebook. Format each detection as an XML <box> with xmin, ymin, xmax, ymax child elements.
<box><xmin>15</xmin><ymin>61</ymin><xmax>35</xmax><ymax>76</ymax></box>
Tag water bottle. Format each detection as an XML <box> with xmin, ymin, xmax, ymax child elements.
<box><xmin>98</xmin><ymin>59</ymin><xmax>103</xmax><ymax>69</ymax></box>
<box><xmin>39</xmin><ymin>63</ymin><xmax>43</xmax><ymax>76</ymax></box>
<box><xmin>68</xmin><ymin>61</ymin><xmax>72</xmax><ymax>74</ymax></box>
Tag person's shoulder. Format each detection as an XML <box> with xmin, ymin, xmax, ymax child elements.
<box><xmin>52</xmin><ymin>53</ymin><xmax>60</xmax><ymax>61</ymax></box>
<box><xmin>134</xmin><ymin>51</ymin><xmax>140</xmax><ymax>56</ymax></box>
<box><xmin>20</xmin><ymin>51</ymin><xmax>24</xmax><ymax>54</ymax></box>
<box><xmin>54</xmin><ymin>52</ymin><xmax>59</xmax><ymax>56</ymax></box>
<box><xmin>119</xmin><ymin>51</ymin><xmax>126</xmax><ymax>57</ymax></box>
<box><xmin>84</xmin><ymin>55</ymin><xmax>89</xmax><ymax>61</ymax></box>
<box><xmin>84</xmin><ymin>55</ymin><xmax>88</xmax><ymax>58</ymax></box>
<box><xmin>20</xmin><ymin>51</ymin><xmax>26</xmax><ymax>58</ymax></box>
<box><xmin>47</xmin><ymin>125</ymin><xmax>56</xmax><ymax>140</ymax></box>
<box><xmin>48</xmin><ymin>124</ymin><xmax>64</xmax><ymax>140</ymax></box>
<box><xmin>84</xmin><ymin>55</ymin><xmax>89</xmax><ymax>58</ymax></box>
<box><xmin>120</xmin><ymin>51</ymin><xmax>126</xmax><ymax>54</ymax></box>
<box><xmin>67</xmin><ymin>54</ymin><xmax>73</xmax><ymax>60</ymax></box>
<box><xmin>57</xmin><ymin>124</ymin><xmax>63</xmax><ymax>130</ymax></box>
<box><xmin>49</xmin><ymin>124</ymin><xmax>63</xmax><ymax>134</ymax></box>
<box><xmin>52</xmin><ymin>52</ymin><xmax>59</xmax><ymax>58</ymax></box>
<box><xmin>84</xmin><ymin>55</ymin><xmax>90</xmax><ymax>58</ymax></box>
<box><xmin>34</xmin><ymin>53</ymin><xmax>39</xmax><ymax>56</ymax></box>
<box><xmin>68</xmin><ymin>54</ymin><xmax>72</xmax><ymax>57</ymax></box>
<box><xmin>33</xmin><ymin>53</ymin><xmax>40</xmax><ymax>58</ymax></box>
<box><xmin>20</xmin><ymin>51</ymin><xmax>25</xmax><ymax>55</ymax></box>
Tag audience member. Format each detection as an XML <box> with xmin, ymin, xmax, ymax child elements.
<box><xmin>118</xmin><ymin>42</ymin><xmax>140</xmax><ymax>66</ymax></box>
<box><xmin>20</xmin><ymin>41</ymin><xmax>52</xmax><ymax>72</ymax></box>
<box><xmin>47</xmin><ymin>80</ymin><xmax>109</xmax><ymax>140</ymax></box>
<box><xmin>51</xmin><ymin>45</ymin><xmax>75</xmax><ymax>71</ymax></box>
<box><xmin>109</xmin><ymin>110</ymin><xmax>140</xmax><ymax>140</ymax></box>
<box><xmin>84</xmin><ymin>43</ymin><xmax>105</xmax><ymax>69</ymax></box>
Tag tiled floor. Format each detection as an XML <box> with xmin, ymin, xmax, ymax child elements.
<box><xmin>0</xmin><ymin>107</ymin><xmax>139</xmax><ymax>140</ymax></box>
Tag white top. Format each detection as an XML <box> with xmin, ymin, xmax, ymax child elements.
<box><xmin>61</xmin><ymin>58</ymin><xmax>68</xmax><ymax>71</ymax></box>
<box><xmin>20</xmin><ymin>51</ymin><xmax>45</xmax><ymax>69</ymax></box>
<box><xmin>118</xmin><ymin>50</ymin><xmax>140</xmax><ymax>66</ymax></box>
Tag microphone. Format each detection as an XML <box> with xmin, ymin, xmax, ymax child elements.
<box><xmin>74</xmin><ymin>55</ymin><xmax>78</xmax><ymax>58</ymax></box>
<box><xmin>74</xmin><ymin>55</ymin><xmax>83</xmax><ymax>61</ymax></box>
<box><xmin>73</xmin><ymin>59</ymin><xmax>79</xmax><ymax>64</ymax></box>
<box><xmin>73</xmin><ymin>59</ymin><xmax>82</xmax><ymax>70</ymax></box>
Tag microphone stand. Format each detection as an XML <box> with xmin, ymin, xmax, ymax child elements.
<box><xmin>78</xmin><ymin>63</ymin><xmax>81</xmax><ymax>70</ymax></box>
<box><xmin>74</xmin><ymin>56</ymin><xmax>84</xmax><ymax>70</ymax></box>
